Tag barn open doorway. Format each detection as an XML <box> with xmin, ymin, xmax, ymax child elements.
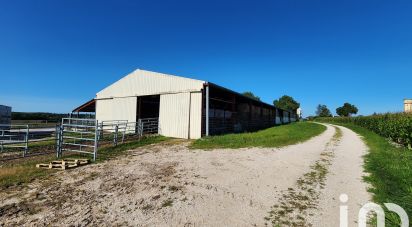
<box><xmin>136</xmin><ymin>95</ymin><xmax>160</xmax><ymax>120</ymax></box>
<box><xmin>136</xmin><ymin>95</ymin><xmax>160</xmax><ymax>134</ymax></box>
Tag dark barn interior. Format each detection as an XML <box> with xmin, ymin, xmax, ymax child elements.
<box><xmin>136</xmin><ymin>95</ymin><xmax>160</xmax><ymax>120</ymax></box>
<box><xmin>202</xmin><ymin>83</ymin><xmax>292</xmax><ymax>136</ymax></box>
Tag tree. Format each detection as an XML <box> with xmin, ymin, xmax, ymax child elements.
<box><xmin>242</xmin><ymin>91</ymin><xmax>261</xmax><ymax>101</ymax></box>
<box><xmin>316</xmin><ymin>104</ymin><xmax>332</xmax><ymax>117</ymax></box>
<box><xmin>273</xmin><ymin>95</ymin><xmax>300</xmax><ymax>111</ymax></box>
<box><xmin>336</xmin><ymin>103</ymin><xmax>358</xmax><ymax>117</ymax></box>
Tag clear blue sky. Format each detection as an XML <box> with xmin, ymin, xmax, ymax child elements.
<box><xmin>1</xmin><ymin>0</ymin><xmax>411</xmax><ymax>116</ymax></box>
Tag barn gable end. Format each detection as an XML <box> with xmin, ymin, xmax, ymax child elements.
<box><xmin>96</xmin><ymin>69</ymin><xmax>205</xmax><ymax>99</ymax></box>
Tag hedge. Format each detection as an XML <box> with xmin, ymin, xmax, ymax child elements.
<box><xmin>316</xmin><ymin>113</ymin><xmax>412</xmax><ymax>149</ymax></box>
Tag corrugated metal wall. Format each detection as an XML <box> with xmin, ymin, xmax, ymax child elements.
<box><xmin>97</xmin><ymin>69</ymin><xmax>204</xmax><ymax>99</ymax></box>
<box><xmin>96</xmin><ymin>97</ymin><xmax>137</xmax><ymax>123</ymax></box>
<box><xmin>159</xmin><ymin>93</ymin><xmax>190</xmax><ymax>139</ymax></box>
<box><xmin>189</xmin><ymin>92</ymin><xmax>202</xmax><ymax>139</ymax></box>
<box><xmin>158</xmin><ymin>92</ymin><xmax>202</xmax><ymax>139</ymax></box>
<box><xmin>96</xmin><ymin>99</ymin><xmax>113</xmax><ymax>122</ymax></box>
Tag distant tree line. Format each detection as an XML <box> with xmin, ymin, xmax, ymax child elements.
<box><xmin>313</xmin><ymin>102</ymin><xmax>359</xmax><ymax>118</ymax></box>
<box><xmin>12</xmin><ymin>112</ymin><xmax>68</xmax><ymax>122</ymax></box>
<box><xmin>242</xmin><ymin>92</ymin><xmax>301</xmax><ymax>112</ymax></box>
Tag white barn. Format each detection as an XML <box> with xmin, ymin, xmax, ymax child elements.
<box><xmin>96</xmin><ymin>69</ymin><xmax>204</xmax><ymax>139</ymax></box>
<box><xmin>73</xmin><ymin>69</ymin><xmax>296</xmax><ymax>139</ymax></box>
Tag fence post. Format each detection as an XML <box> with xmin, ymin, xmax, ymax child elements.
<box><xmin>59</xmin><ymin>124</ymin><xmax>64</xmax><ymax>158</ymax></box>
<box><xmin>121</xmin><ymin>122</ymin><xmax>126</xmax><ymax>143</ymax></box>
<box><xmin>93</xmin><ymin>120</ymin><xmax>98</xmax><ymax>162</ymax></box>
<box><xmin>23</xmin><ymin>125</ymin><xmax>29</xmax><ymax>157</ymax></box>
<box><xmin>55</xmin><ymin>124</ymin><xmax>60</xmax><ymax>158</ymax></box>
<box><xmin>114</xmin><ymin>124</ymin><xmax>119</xmax><ymax>146</ymax></box>
<box><xmin>99</xmin><ymin>122</ymin><xmax>104</xmax><ymax>140</ymax></box>
<box><xmin>139</xmin><ymin>119</ymin><xmax>144</xmax><ymax>137</ymax></box>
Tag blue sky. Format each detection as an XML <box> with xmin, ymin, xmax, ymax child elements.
<box><xmin>0</xmin><ymin>0</ymin><xmax>411</xmax><ymax>116</ymax></box>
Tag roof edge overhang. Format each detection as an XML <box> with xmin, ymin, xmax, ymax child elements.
<box><xmin>205</xmin><ymin>82</ymin><xmax>293</xmax><ymax>113</ymax></box>
<box><xmin>72</xmin><ymin>99</ymin><xmax>96</xmax><ymax>113</ymax></box>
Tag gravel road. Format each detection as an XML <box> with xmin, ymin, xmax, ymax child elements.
<box><xmin>0</xmin><ymin>124</ymin><xmax>371</xmax><ymax>226</ymax></box>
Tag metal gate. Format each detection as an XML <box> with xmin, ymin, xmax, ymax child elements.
<box><xmin>138</xmin><ymin>118</ymin><xmax>159</xmax><ymax>135</ymax></box>
<box><xmin>99</xmin><ymin>120</ymin><xmax>128</xmax><ymax>146</ymax></box>
<box><xmin>56</xmin><ymin>118</ymin><xmax>98</xmax><ymax>161</ymax></box>
<box><xmin>56</xmin><ymin>117</ymin><xmax>159</xmax><ymax>161</ymax></box>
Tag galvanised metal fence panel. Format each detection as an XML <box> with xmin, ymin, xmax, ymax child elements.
<box><xmin>138</xmin><ymin>118</ymin><xmax>159</xmax><ymax>135</ymax></box>
<box><xmin>56</xmin><ymin>117</ymin><xmax>159</xmax><ymax>161</ymax></box>
<box><xmin>0</xmin><ymin>124</ymin><xmax>29</xmax><ymax>157</ymax></box>
<box><xmin>99</xmin><ymin>120</ymin><xmax>128</xmax><ymax>145</ymax></box>
<box><xmin>58</xmin><ymin>118</ymin><xmax>98</xmax><ymax>161</ymax></box>
<box><xmin>0</xmin><ymin>117</ymin><xmax>160</xmax><ymax>161</ymax></box>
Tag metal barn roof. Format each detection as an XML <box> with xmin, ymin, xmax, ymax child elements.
<box><xmin>94</xmin><ymin>69</ymin><xmax>283</xmax><ymax>111</ymax></box>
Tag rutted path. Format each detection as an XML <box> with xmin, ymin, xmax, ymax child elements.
<box><xmin>0</xmin><ymin>124</ymin><xmax>371</xmax><ymax>226</ymax></box>
<box><xmin>265</xmin><ymin>125</ymin><xmax>342</xmax><ymax>226</ymax></box>
<box><xmin>308</xmin><ymin>125</ymin><xmax>371</xmax><ymax>226</ymax></box>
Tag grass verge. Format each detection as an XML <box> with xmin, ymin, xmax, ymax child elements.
<box><xmin>190</xmin><ymin>122</ymin><xmax>326</xmax><ymax>149</ymax></box>
<box><xmin>328</xmin><ymin>123</ymin><xmax>412</xmax><ymax>226</ymax></box>
<box><xmin>0</xmin><ymin>136</ymin><xmax>168</xmax><ymax>189</ymax></box>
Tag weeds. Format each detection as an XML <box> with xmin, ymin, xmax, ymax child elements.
<box><xmin>161</xmin><ymin>199</ymin><xmax>174</xmax><ymax>207</ymax></box>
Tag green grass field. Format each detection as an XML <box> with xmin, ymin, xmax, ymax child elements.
<box><xmin>190</xmin><ymin>122</ymin><xmax>326</xmax><ymax>149</ymax></box>
<box><xmin>327</xmin><ymin>123</ymin><xmax>412</xmax><ymax>226</ymax></box>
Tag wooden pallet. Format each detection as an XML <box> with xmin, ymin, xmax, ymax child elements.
<box><xmin>36</xmin><ymin>159</ymin><xmax>90</xmax><ymax>170</ymax></box>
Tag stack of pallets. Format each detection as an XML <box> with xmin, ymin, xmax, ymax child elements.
<box><xmin>36</xmin><ymin>159</ymin><xmax>89</xmax><ymax>170</ymax></box>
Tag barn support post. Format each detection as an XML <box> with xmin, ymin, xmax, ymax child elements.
<box><xmin>205</xmin><ymin>84</ymin><xmax>210</xmax><ymax>136</ymax></box>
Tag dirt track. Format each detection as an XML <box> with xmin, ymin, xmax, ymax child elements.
<box><xmin>0</xmin><ymin>124</ymin><xmax>370</xmax><ymax>226</ymax></box>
